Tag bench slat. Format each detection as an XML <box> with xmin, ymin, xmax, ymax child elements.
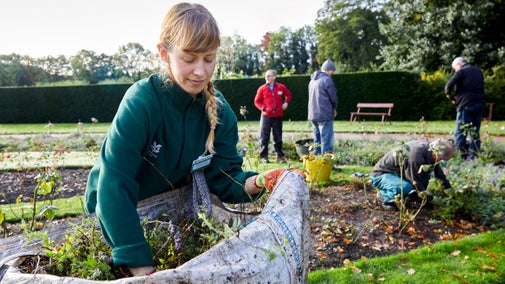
<box><xmin>351</xmin><ymin>112</ymin><xmax>388</xmax><ymax>116</ymax></box>
<box><xmin>356</xmin><ymin>103</ymin><xmax>394</xmax><ymax>108</ymax></box>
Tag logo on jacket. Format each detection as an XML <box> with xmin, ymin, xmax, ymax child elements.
<box><xmin>148</xmin><ymin>141</ymin><xmax>162</xmax><ymax>158</ymax></box>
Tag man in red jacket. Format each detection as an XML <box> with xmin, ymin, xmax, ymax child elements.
<box><xmin>254</xmin><ymin>70</ymin><xmax>292</xmax><ymax>163</ymax></box>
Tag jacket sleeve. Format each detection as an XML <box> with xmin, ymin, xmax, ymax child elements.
<box><xmin>434</xmin><ymin>164</ymin><xmax>451</xmax><ymax>189</ymax></box>
<box><xmin>94</xmin><ymin>83</ymin><xmax>158</xmax><ymax>268</ymax></box>
<box><xmin>283</xmin><ymin>84</ymin><xmax>292</xmax><ymax>104</ymax></box>
<box><xmin>205</xmin><ymin>94</ymin><xmax>261</xmax><ymax>203</ymax></box>
<box><xmin>326</xmin><ymin>78</ymin><xmax>338</xmax><ymax>109</ymax></box>
<box><xmin>444</xmin><ymin>72</ymin><xmax>460</xmax><ymax>95</ymax></box>
<box><xmin>254</xmin><ymin>86</ymin><xmax>265</xmax><ymax>111</ymax></box>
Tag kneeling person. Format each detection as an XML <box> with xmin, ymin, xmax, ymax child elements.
<box><xmin>371</xmin><ymin>139</ymin><xmax>454</xmax><ymax>210</ymax></box>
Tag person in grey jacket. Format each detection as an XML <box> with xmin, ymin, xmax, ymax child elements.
<box><xmin>371</xmin><ymin>139</ymin><xmax>454</xmax><ymax>210</ymax></box>
<box><xmin>308</xmin><ymin>60</ymin><xmax>338</xmax><ymax>154</ymax></box>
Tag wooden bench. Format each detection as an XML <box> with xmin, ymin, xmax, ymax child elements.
<box><xmin>350</xmin><ymin>103</ymin><xmax>394</xmax><ymax>124</ymax></box>
<box><xmin>482</xmin><ymin>102</ymin><xmax>494</xmax><ymax>121</ymax></box>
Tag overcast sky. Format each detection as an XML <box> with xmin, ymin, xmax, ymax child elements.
<box><xmin>0</xmin><ymin>0</ymin><xmax>324</xmax><ymax>57</ymax></box>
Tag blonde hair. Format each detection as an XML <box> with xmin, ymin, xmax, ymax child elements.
<box><xmin>160</xmin><ymin>2</ymin><xmax>221</xmax><ymax>154</ymax></box>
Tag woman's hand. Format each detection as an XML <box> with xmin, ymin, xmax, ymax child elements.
<box><xmin>249</xmin><ymin>168</ymin><xmax>306</xmax><ymax>192</ymax></box>
<box><xmin>129</xmin><ymin>266</ymin><xmax>156</xmax><ymax>277</ymax></box>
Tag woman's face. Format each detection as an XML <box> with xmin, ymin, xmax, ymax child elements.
<box><xmin>158</xmin><ymin>45</ymin><xmax>217</xmax><ymax>95</ymax></box>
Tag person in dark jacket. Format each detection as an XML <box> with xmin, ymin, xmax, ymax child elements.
<box><xmin>254</xmin><ymin>70</ymin><xmax>292</xmax><ymax>163</ymax></box>
<box><xmin>371</xmin><ymin>139</ymin><xmax>454</xmax><ymax>210</ymax></box>
<box><xmin>308</xmin><ymin>60</ymin><xmax>338</xmax><ymax>154</ymax></box>
<box><xmin>445</xmin><ymin>57</ymin><xmax>486</xmax><ymax>160</ymax></box>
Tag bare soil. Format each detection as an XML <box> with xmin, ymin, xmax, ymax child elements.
<box><xmin>0</xmin><ymin>168</ymin><xmax>487</xmax><ymax>273</ymax></box>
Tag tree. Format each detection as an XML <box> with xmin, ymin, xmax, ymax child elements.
<box><xmin>217</xmin><ymin>34</ymin><xmax>262</xmax><ymax>78</ymax></box>
<box><xmin>263</xmin><ymin>27</ymin><xmax>292</xmax><ymax>73</ymax></box>
<box><xmin>260</xmin><ymin>26</ymin><xmax>314</xmax><ymax>75</ymax></box>
<box><xmin>315</xmin><ymin>0</ymin><xmax>388</xmax><ymax>72</ymax></box>
<box><xmin>380</xmin><ymin>0</ymin><xmax>505</xmax><ymax>72</ymax></box>
<box><xmin>290</xmin><ymin>26</ymin><xmax>314</xmax><ymax>74</ymax></box>
<box><xmin>114</xmin><ymin>43</ymin><xmax>157</xmax><ymax>81</ymax></box>
<box><xmin>35</xmin><ymin>55</ymin><xmax>73</xmax><ymax>83</ymax></box>
<box><xmin>0</xmin><ymin>54</ymin><xmax>47</xmax><ymax>86</ymax></box>
<box><xmin>70</xmin><ymin>50</ymin><xmax>99</xmax><ymax>83</ymax></box>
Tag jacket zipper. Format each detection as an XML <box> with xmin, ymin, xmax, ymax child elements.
<box><xmin>271</xmin><ymin>85</ymin><xmax>277</xmax><ymax>115</ymax></box>
<box><xmin>175</xmin><ymin>98</ymin><xmax>194</xmax><ymax>169</ymax></box>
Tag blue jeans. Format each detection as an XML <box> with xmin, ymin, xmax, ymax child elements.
<box><xmin>371</xmin><ymin>173</ymin><xmax>414</xmax><ymax>203</ymax></box>
<box><xmin>455</xmin><ymin>103</ymin><xmax>485</xmax><ymax>159</ymax></box>
<box><xmin>311</xmin><ymin>120</ymin><xmax>334</xmax><ymax>155</ymax></box>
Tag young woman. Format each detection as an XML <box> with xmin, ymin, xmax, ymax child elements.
<box><xmin>84</xmin><ymin>2</ymin><xmax>301</xmax><ymax>276</ymax></box>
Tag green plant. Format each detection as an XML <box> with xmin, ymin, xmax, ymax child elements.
<box><xmin>26</xmin><ymin>169</ymin><xmax>64</xmax><ymax>231</ymax></box>
<box><xmin>333</xmin><ymin>138</ymin><xmax>391</xmax><ymax>166</ymax></box>
<box><xmin>19</xmin><ymin>207</ymin><xmax>244</xmax><ymax>280</ymax></box>
<box><xmin>430</xmin><ymin>157</ymin><xmax>505</xmax><ymax>228</ymax></box>
<box><xmin>25</xmin><ymin>218</ymin><xmax>121</xmax><ymax>280</ymax></box>
<box><xmin>143</xmin><ymin>211</ymin><xmax>235</xmax><ymax>271</ymax></box>
<box><xmin>0</xmin><ymin>208</ymin><xmax>7</xmax><ymax>237</ymax></box>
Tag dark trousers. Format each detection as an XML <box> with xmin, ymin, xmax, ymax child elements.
<box><xmin>259</xmin><ymin>115</ymin><xmax>284</xmax><ymax>158</ymax></box>
<box><xmin>454</xmin><ymin>103</ymin><xmax>485</xmax><ymax>159</ymax></box>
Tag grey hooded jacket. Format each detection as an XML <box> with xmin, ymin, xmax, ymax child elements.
<box><xmin>308</xmin><ymin>71</ymin><xmax>338</xmax><ymax>122</ymax></box>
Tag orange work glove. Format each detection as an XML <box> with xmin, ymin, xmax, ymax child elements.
<box><xmin>255</xmin><ymin>168</ymin><xmax>306</xmax><ymax>191</ymax></box>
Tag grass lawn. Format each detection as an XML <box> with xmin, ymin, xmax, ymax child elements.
<box><xmin>1</xmin><ymin>120</ymin><xmax>505</xmax><ymax>136</ymax></box>
<box><xmin>309</xmin><ymin>228</ymin><xmax>505</xmax><ymax>283</ymax></box>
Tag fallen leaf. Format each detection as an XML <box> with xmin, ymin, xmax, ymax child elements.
<box><xmin>351</xmin><ymin>266</ymin><xmax>362</xmax><ymax>273</ymax></box>
<box><xmin>476</xmin><ymin>247</ymin><xmax>487</xmax><ymax>254</ymax></box>
<box><xmin>451</xmin><ymin>250</ymin><xmax>461</xmax><ymax>257</ymax></box>
<box><xmin>384</xmin><ymin>226</ymin><xmax>395</xmax><ymax>234</ymax></box>
<box><xmin>481</xmin><ymin>264</ymin><xmax>495</xmax><ymax>270</ymax></box>
<box><xmin>407</xmin><ymin>226</ymin><xmax>416</xmax><ymax>236</ymax></box>
<box><xmin>343</xmin><ymin>259</ymin><xmax>351</xmax><ymax>265</ymax></box>
<box><xmin>459</xmin><ymin>222</ymin><xmax>473</xmax><ymax>230</ymax></box>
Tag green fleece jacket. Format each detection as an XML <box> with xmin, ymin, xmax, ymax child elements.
<box><xmin>85</xmin><ymin>74</ymin><xmax>258</xmax><ymax>268</ymax></box>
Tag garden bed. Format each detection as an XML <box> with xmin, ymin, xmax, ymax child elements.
<box><xmin>0</xmin><ymin>167</ymin><xmax>488</xmax><ymax>273</ymax></box>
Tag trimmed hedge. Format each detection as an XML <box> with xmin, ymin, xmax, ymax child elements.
<box><xmin>0</xmin><ymin>71</ymin><xmax>501</xmax><ymax>123</ymax></box>
<box><xmin>0</xmin><ymin>84</ymin><xmax>129</xmax><ymax>123</ymax></box>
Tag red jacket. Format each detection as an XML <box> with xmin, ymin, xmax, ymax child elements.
<box><xmin>254</xmin><ymin>82</ymin><xmax>292</xmax><ymax>118</ymax></box>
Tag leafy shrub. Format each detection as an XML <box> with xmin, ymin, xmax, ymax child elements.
<box><xmin>430</xmin><ymin>158</ymin><xmax>505</xmax><ymax>229</ymax></box>
<box><xmin>332</xmin><ymin>138</ymin><xmax>394</xmax><ymax>166</ymax></box>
